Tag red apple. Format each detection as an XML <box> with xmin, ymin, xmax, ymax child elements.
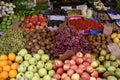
<box><xmin>63</xmin><ymin>64</ymin><xmax>70</xmax><ymax>71</ymax></box>
<box><xmin>70</xmin><ymin>60</ymin><xmax>76</xmax><ymax>65</ymax></box>
<box><xmin>83</xmin><ymin>62</ymin><xmax>90</xmax><ymax>67</ymax></box>
<box><xmin>37</xmin><ymin>21</ymin><xmax>41</xmax><ymax>25</ymax></box>
<box><xmin>76</xmin><ymin>52</ymin><xmax>83</xmax><ymax>58</ymax></box>
<box><xmin>56</xmin><ymin>67</ymin><xmax>64</xmax><ymax>75</ymax></box>
<box><xmin>86</xmin><ymin>66</ymin><xmax>95</xmax><ymax>73</ymax></box>
<box><xmin>70</xmin><ymin>65</ymin><xmax>78</xmax><ymax>71</ymax></box>
<box><xmin>81</xmin><ymin>72</ymin><xmax>90</xmax><ymax>80</ymax></box>
<box><xmin>84</xmin><ymin>58</ymin><xmax>92</xmax><ymax>63</ymax></box>
<box><xmin>54</xmin><ymin>59</ymin><xmax>63</xmax><ymax>68</ymax></box>
<box><xmin>71</xmin><ymin>55</ymin><xmax>77</xmax><ymax>61</ymax></box>
<box><xmin>76</xmin><ymin>58</ymin><xmax>84</xmax><ymax>65</ymax></box>
<box><xmin>64</xmin><ymin>76</ymin><xmax>71</xmax><ymax>80</ymax></box>
<box><xmin>67</xmin><ymin>69</ymin><xmax>74</xmax><ymax>76</ymax></box>
<box><xmin>85</xmin><ymin>53</ymin><xmax>92</xmax><ymax>58</ymax></box>
<box><xmin>61</xmin><ymin>73</ymin><xmax>67</xmax><ymax>79</ymax></box>
<box><xmin>76</xmin><ymin>68</ymin><xmax>83</xmax><ymax>75</ymax></box>
<box><xmin>53</xmin><ymin>73</ymin><xmax>61</xmax><ymax>80</ymax></box>
<box><xmin>91</xmin><ymin>71</ymin><xmax>98</xmax><ymax>78</ymax></box>
<box><xmin>64</xmin><ymin>60</ymin><xmax>70</xmax><ymax>64</ymax></box>
<box><xmin>52</xmin><ymin>64</ymin><xmax>57</xmax><ymax>70</ymax></box>
<box><xmin>78</xmin><ymin>64</ymin><xmax>86</xmax><ymax>71</ymax></box>
<box><xmin>97</xmin><ymin>78</ymin><xmax>102</xmax><ymax>80</ymax></box>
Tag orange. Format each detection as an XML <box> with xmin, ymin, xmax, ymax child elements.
<box><xmin>0</xmin><ymin>54</ymin><xmax>8</xmax><ymax>61</ymax></box>
<box><xmin>8</xmin><ymin>53</ymin><xmax>16</xmax><ymax>61</ymax></box>
<box><xmin>3</xmin><ymin>65</ymin><xmax>11</xmax><ymax>72</ymax></box>
<box><xmin>0</xmin><ymin>60</ymin><xmax>8</xmax><ymax>67</ymax></box>
<box><xmin>0</xmin><ymin>67</ymin><xmax>2</xmax><ymax>72</ymax></box>
<box><xmin>9</xmin><ymin>70</ymin><xmax>17</xmax><ymax>78</ymax></box>
<box><xmin>8</xmin><ymin>60</ymin><xmax>12</xmax><ymax>65</ymax></box>
<box><xmin>0</xmin><ymin>71</ymin><xmax>8</xmax><ymax>79</ymax></box>
<box><xmin>11</xmin><ymin>63</ymin><xmax>19</xmax><ymax>70</ymax></box>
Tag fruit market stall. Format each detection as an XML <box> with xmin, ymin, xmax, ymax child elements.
<box><xmin>0</xmin><ymin>0</ymin><xmax>120</xmax><ymax>80</ymax></box>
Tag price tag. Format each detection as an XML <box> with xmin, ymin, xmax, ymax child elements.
<box><xmin>12</xmin><ymin>18</ymin><xmax>19</xmax><ymax>30</ymax></box>
<box><xmin>49</xmin><ymin>15</ymin><xmax>66</xmax><ymax>21</ymax></box>
<box><xmin>61</xmin><ymin>6</ymin><xmax>72</xmax><ymax>11</ymax></box>
<box><xmin>108</xmin><ymin>43</ymin><xmax>120</xmax><ymax>58</ymax></box>
<box><xmin>103</xmin><ymin>24</ymin><xmax>113</xmax><ymax>35</ymax></box>
<box><xmin>34</xmin><ymin>0</ymin><xmax>37</xmax><ymax>6</ymax></box>
<box><xmin>76</xmin><ymin>5</ymin><xmax>87</xmax><ymax>10</ymax></box>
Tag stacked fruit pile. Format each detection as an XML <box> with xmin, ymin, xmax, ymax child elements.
<box><xmin>0</xmin><ymin>53</ymin><xmax>19</xmax><ymax>80</ymax></box>
<box><xmin>14</xmin><ymin>49</ymin><xmax>56</xmax><ymax>80</ymax></box>
<box><xmin>52</xmin><ymin>52</ymin><xmax>102</xmax><ymax>80</ymax></box>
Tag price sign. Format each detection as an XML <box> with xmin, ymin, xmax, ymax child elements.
<box><xmin>103</xmin><ymin>24</ymin><xmax>113</xmax><ymax>35</ymax></box>
<box><xmin>12</xmin><ymin>18</ymin><xmax>19</xmax><ymax>30</ymax></box>
<box><xmin>108</xmin><ymin>43</ymin><xmax>120</xmax><ymax>58</ymax></box>
<box><xmin>61</xmin><ymin>6</ymin><xmax>72</xmax><ymax>11</ymax></box>
<box><xmin>49</xmin><ymin>15</ymin><xmax>66</xmax><ymax>21</ymax></box>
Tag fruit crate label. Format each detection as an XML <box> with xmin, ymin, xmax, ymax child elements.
<box><xmin>103</xmin><ymin>24</ymin><xmax>113</xmax><ymax>35</ymax></box>
<box><xmin>61</xmin><ymin>6</ymin><xmax>72</xmax><ymax>11</ymax></box>
<box><xmin>108</xmin><ymin>43</ymin><xmax>120</xmax><ymax>58</ymax></box>
<box><xmin>49</xmin><ymin>15</ymin><xmax>66</xmax><ymax>21</ymax></box>
<box><xmin>12</xmin><ymin>18</ymin><xmax>19</xmax><ymax>30</ymax></box>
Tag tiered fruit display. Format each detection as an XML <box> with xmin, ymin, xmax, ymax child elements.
<box><xmin>111</xmin><ymin>33</ymin><xmax>120</xmax><ymax>47</ymax></box>
<box><xmin>53</xmin><ymin>52</ymin><xmax>102</xmax><ymax>80</ymax></box>
<box><xmin>22</xmin><ymin>14</ymin><xmax>47</xmax><ymax>30</ymax></box>
<box><xmin>0</xmin><ymin>15</ymin><xmax>24</xmax><ymax>31</ymax></box>
<box><xmin>91</xmin><ymin>49</ymin><xmax>120</xmax><ymax>80</ymax></box>
<box><xmin>0</xmin><ymin>53</ymin><xmax>19</xmax><ymax>80</ymax></box>
<box><xmin>14</xmin><ymin>49</ymin><xmax>56</xmax><ymax>80</ymax></box>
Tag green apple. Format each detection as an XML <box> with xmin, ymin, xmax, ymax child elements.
<box><xmin>25</xmin><ymin>71</ymin><xmax>33</xmax><ymax>79</ymax></box>
<box><xmin>41</xmin><ymin>54</ymin><xmax>50</xmax><ymax>62</ymax></box>
<box><xmin>48</xmin><ymin>70</ymin><xmax>55</xmax><ymax>77</ymax></box>
<box><xmin>18</xmin><ymin>65</ymin><xmax>26</xmax><ymax>73</ymax></box>
<box><xmin>36</xmin><ymin>61</ymin><xmax>44</xmax><ymax>69</ymax></box>
<box><xmin>17</xmin><ymin>77</ymin><xmax>28</xmax><ymax>80</ymax></box>
<box><xmin>18</xmin><ymin>49</ymin><xmax>28</xmax><ymax>57</ymax></box>
<box><xmin>16</xmin><ymin>73</ymin><xmax>25</xmax><ymax>79</ymax></box>
<box><xmin>33</xmin><ymin>54</ymin><xmax>40</xmax><ymax>61</ymax></box>
<box><xmin>37</xmin><ymin>49</ymin><xmax>44</xmax><ymax>55</ymax></box>
<box><xmin>43</xmin><ymin>75</ymin><xmax>51</xmax><ymax>80</ymax></box>
<box><xmin>24</xmin><ymin>54</ymin><xmax>32</xmax><ymax>61</ymax></box>
<box><xmin>15</xmin><ymin>56</ymin><xmax>23</xmax><ymax>63</ymax></box>
<box><xmin>34</xmin><ymin>73</ymin><xmax>40</xmax><ymax>78</ymax></box>
<box><xmin>10</xmin><ymin>78</ymin><xmax>16</xmax><ymax>80</ymax></box>
<box><xmin>45</xmin><ymin>62</ymin><xmax>52</xmax><ymax>70</ymax></box>
<box><xmin>29</xmin><ymin>57</ymin><xmax>37</xmax><ymax>65</ymax></box>
<box><xmin>28</xmin><ymin>65</ymin><xmax>37</xmax><ymax>72</ymax></box>
<box><xmin>39</xmin><ymin>68</ymin><xmax>47</xmax><ymax>77</ymax></box>
<box><xmin>32</xmin><ymin>76</ymin><xmax>40</xmax><ymax>80</ymax></box>
<box><xmin>51</xmin><ymin>78</ymin><xmax>57</xmax><ymax>80</ymax></box>
<box><xmin>22</xmin><ymin>61</ymin><xmax>29</xmax><ymax>67</ymax></box>
<box><xmin>47</xmin><ymin>60</ymin><xmax>53</xmax><ymax>64</ymax></box>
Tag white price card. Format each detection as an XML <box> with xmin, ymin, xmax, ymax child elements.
<box><xmin>61</xmin><ymin>6</ymin><xmax>72</xmax><ymax>11</ymax></box>
<box><xmin>108</xmin><ymin>43</ymin><xmax>120</xmax><ymax>58</ymax></box>
<box><xmin>49</xmin><ymin>15</ymin><xmax>66</xmax><ymax>21</ymax></box>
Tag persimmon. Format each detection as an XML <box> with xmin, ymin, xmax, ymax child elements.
<box><xmin>8</xmin><ymin>53</ymin><xmax>16</xmax><ymax>61</ymax></box>
<box><xmin>8</xmin><ymin>60</ymin><xmax>12</xmax><ymax>65</ymax></box>
<box><xmin>11</xmin><ymin>63</ymin><xmax>19</xmax><ymax>70</ymax></box>
<box><xmin>0</xmin><ymin>71</ymin><xmax>8</xmax><ymax>79</ymax></box>
<box><xmin>0</xmin><ymin>55</ymin><xmax>8</xmax><ymax>61</ymax></box>
<box><xmin>3</xmin><ymin>65</ymin><xmax>11</xmax><ymax>72</ymax></box>
<box><xmin>0</xmin><ymin>67</ymin><xmax>2</xmax><ymax>72</ymax></box>
<box><xmin>0</xmin><ymin>60</ymin><xmax>8</xmax><ymax>67</ymax></box>
<box><xmin>9</xmin><ymin>70</ymin><xmax>17</xmax><ymax>78</ymax></box>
